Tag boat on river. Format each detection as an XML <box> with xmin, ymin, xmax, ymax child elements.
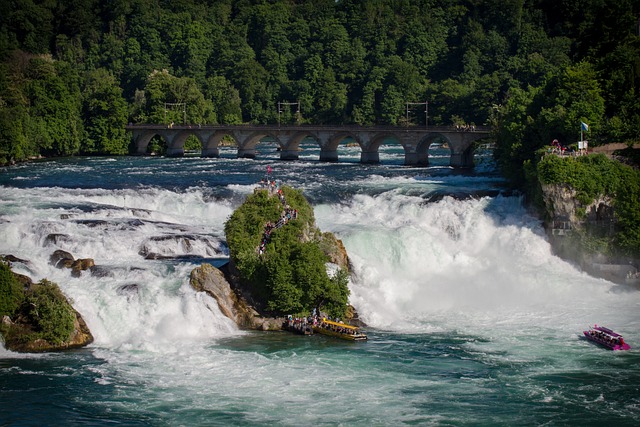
<box><xmin>313</xmin><ymin>318</ymin><xmax>367</xmax><ymax>341</ymax></box>
<box><xmin>583</xmin><ymin>325</ymin><xmax>631</xmax><ymax>351</ymax></box>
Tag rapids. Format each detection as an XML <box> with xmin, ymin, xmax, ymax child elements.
<box><xmin>1</xmin><ymin>150</ymin><xmax>639</xmax><ymax>426</ymax></box>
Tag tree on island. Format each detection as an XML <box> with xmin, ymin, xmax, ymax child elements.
<box><xmin>224</xmin><ymin>185</ymin><xmax>350</xmax><ymax>318</ymax></box>
<box><xmin>0</xmin><ymin>261</ymin><xmax>93</xmax><ymax>352</ymax></box>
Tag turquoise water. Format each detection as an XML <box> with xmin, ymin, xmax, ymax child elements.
<box><xmin>1</xmin><ymin>147</ymin><xmax>639</xmax><ymax>426</ymax></box>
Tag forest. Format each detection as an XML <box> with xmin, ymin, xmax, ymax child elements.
<box><xmin>0</xmin><ymin>0</ymin><xmax>639</xmax><ymax>167</ymax></box>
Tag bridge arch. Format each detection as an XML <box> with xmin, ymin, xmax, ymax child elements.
<box><xmin>202</xmin><ymin>130</ymin><xmax>238</xmax><ymax>158</ymax></box>
<box><xmin>165</xmin><ymin>130</ymin><xmax>201</xmax><ymax>157</ymax></box>
<box><xmin>238</xmin><ymin>131</ymin><xmax>282</xmax><ymax>159</ymax></box>
<box><xmin>361</xmin><ymin>132</ymin><xmax>405</xmax><ymax>164</ymax></box>
<box><xmin>318</xmin><ymin>132</ymin><xmax>363</xmax><ymax>162</ymax></box>
<box><xmin>134</xmin><ymin>130</ymin><xmax>162</xmax><ymax>154</ymax></box>
<box><xmin>279</xmin><ymin>131</ymin><xmax>321</xmax><ymax>161</ymax></box>
<box><xmin>415</xmin><ymin>133</ymin><xmax>452</xmax><ymax>166</ymax></box>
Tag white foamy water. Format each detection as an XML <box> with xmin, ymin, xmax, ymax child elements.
<box><xmin>1</xmin><ymin>162</ymin><xmax>639</xmax><ymax>425</ymax></box>
<box><xmin>0</xmin><ymin>186</ymin><xmax>239</xmax><ymax>353</ymax></box>
<box><xmin>315</xmin><ymin>191</ymin><xmax>640</xmax><ymax>345</ymax></box>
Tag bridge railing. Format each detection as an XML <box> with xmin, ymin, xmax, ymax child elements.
<box><xmin>125</xmin><ymin>123</ymin><xmax>492</xmax><ymax>133</ymax></box>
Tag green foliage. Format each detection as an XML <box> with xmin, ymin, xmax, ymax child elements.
<box><xmin>1</xmin><ymin>0</ymin><xmax>639</xmax><ymax>161</ymax></box>
<box><xmin>24</xmin><ymin>280</ymin><xmax>75</xmax><ymax>345</ymax></box>
<box><xmin>82</xmin><ymin>68</ymin><xmax>129</xmax><ymax>155</ymax></box>
<box><xmin>0</xmin><ymin>264</ymin><xmax>77</xmax><ymax>347</ymax></box>
<box><xmin>225</xmin><ymin>186</ymin><xmax>349</xmax><ymax>317</ymax></box>
<box><xmin>537</xmin><ymin>154</ymin><xmax>640</xmax><ymax>255</ymax></box>
<box><xmin>0</xmin><ymin>262</ymin><xmax>23</xmax><ymax>317</ymax></box>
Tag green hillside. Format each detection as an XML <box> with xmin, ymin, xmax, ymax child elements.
<box><xmin>1</xmin><ymin>0</ymin><xmax>638</xmax><ymax>164</ymax></box>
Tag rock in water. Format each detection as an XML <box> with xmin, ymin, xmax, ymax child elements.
<box><xmin>189</xmin><ymin>263</ymin><xmax>283</xmax><ymax>330</ymax></box>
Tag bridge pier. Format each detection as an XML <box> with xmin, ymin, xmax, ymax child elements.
<box><xmin>450</xmin><ymin>149</ymin><xmax>474</xmax><ymax>168</ymax></box>
<box><xmin>279</xmin><ymin>149</ymin><xmax>299</xmax><ymax>161</ymax></box>
<box><xmin>237</xmin><ymin>148</ymin><xmax>256</xmax><ymax>159</ymax></box>
<box><xmin>319</xmin><ymin>149</ymin><xmax>338</xmax><ymax>162</ymax></box>
<box><xmin>166</xmin><ymin>147</ymin><xmax>184</xmax><ymax>157</ymax></box>
<box><xmin>360</xmin><ymin>151</ymin><xmax>379</xmax><ymax>164</ymax></box>
<box><xmin>201</xmin><ymin>147</ymin><xmax>219</xmax><ymax>157</ymax></box>
<box><xmin>404</xmin><ymin>151</ymin><xmax>428</xmax><ymax>166</ymax></box>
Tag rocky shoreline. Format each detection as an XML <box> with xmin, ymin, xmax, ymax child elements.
<box><xmin>541</xmin><ymin>183</ymin><xmax>640</xmax><ymax>287</ymax></box>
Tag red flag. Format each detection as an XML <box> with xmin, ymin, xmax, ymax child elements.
<box><xmin>267</xmin><ymin>165</ymin><xmax>272</xmax><ymax>174</ymax></box>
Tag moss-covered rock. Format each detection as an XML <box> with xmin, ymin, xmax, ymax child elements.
<box><xmin>224</xmin><ymin>185</ymin><xmax>351</xmax><ymax>318</ymax></box>
<box><xmin>0</xmin><ymin>262</ymin><xmax>93</xmax><ymax>352</ymax></box>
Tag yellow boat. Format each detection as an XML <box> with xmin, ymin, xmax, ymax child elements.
<box><xmin>312</xmin><ymin>318</ymin><xmax>368</xmax><ymax>341</ymax></box>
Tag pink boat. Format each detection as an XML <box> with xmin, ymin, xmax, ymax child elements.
<box><xmin>583</xmin><ymin>325</ymin><xmax>631</xmax><ymax>351</ymax></box>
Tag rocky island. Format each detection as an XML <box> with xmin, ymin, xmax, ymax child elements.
<box><xmin>190</xmin><ymin>181</ymin><xmax>355</xmax><ymax>330</ymax></box>
<box><xmin>536</xmin><ymin>151</ymin><xmax>640</xmax><ymax>286</ymax></box>
<box><xmin>0</xmin><ymin>258</ymin><xmax>93</xmax><ymax>352</ymax></box>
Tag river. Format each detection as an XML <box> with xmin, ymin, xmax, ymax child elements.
<box><xmin>1</xmin><ymin>143</ymin><xmax>639</xmax><ymax>426</ymax></box>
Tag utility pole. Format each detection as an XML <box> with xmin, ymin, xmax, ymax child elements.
<box><xmin>164</xmin><ymin>102</ymin><xmax>186</xmax><ymax>125</ymax></box>
<box><xmin>406</xmin><ymin>101</ymin><xmax>429</xmax><ymax>128</ymax></box>
<box><xmin>277</xmin><ymin>101</ymin><xmax>301</xmax><ymax>127</ymax></box>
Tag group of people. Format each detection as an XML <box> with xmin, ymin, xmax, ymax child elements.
<box><xmin>587</xmin><ymin>329</ymin><xmax>625</xmax><ymax>347</ymax></box>
<box><xmin>284</xmin><ymin>315</ymin><xmax>316</xmax><ymax>334</ymax></box>
<box><xmin>257</xmin><ymin>177</ymin><xmax>280</xmax><ymax>195</ymax></box>
<box><xmin>256</xmin><ymin>175</ymin><xmax>299</xmax><ymax>255</ymax></box>
<box><xmin>548</xmin><ymin>139</ymin><xmax>588</xmax><ymax>157</ymax></box>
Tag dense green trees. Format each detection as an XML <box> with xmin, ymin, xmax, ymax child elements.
<box><xmin>0</xmin><ymin>0</ymin><xmax>638</xmax><ymax>163</ymax></box>
<box><xmin>225</xmin><ymin>186</ymin><xmax>350</xmax><ymax>317</ymax></box>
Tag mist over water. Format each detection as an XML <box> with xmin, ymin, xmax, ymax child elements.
<box><xmin>317</xmin><ymin>192</ymin><xmax>637</xmax><ymax>334</ymax></box>
<box><xmin>1</xmin><ymin>154</ymin><xmax>639</xmax><ymax>426</ymax></box>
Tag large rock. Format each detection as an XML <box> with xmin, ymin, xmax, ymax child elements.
<box><xmin>189</xmin><ymin>263</ymin><xmax>283</xmax><ymax>330</ymax></box>
<box><xmin>541</xmin><ymin>183</ymin><xmax>638</xmax><ymax>284</ymax></box>
<box><xmin>541</xmin><ymin>183</ymin><xmax>615</xmax><ymax>226</ymax></box>
<box><xmin>1</xmin><ymin>272</ymin><xmax>94</xmax><ymax>352</ymax></box>
<box><xmin>49</xmin><ymin>250</ymin><xmax>95</xmax><ymax>276</ymax></box>
<box><xmin>320</xmin><ymin>232</ymin><xmax>350</xmax><ymax>271</ymax></box>
<box><xmin>12</xmin><ymin>309</ymin><xmax>94</xmax><ymax>353</ymax></box>
<box><xmin>50</xmin><ymin>249</ymin><xmax>75</xmax><ymax>268</ymax></box>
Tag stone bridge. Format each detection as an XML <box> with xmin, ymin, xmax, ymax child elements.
<box><xmin>125</xmin><ymin>124</ymin><xmax>492</xmax><ymax>167</ymax></box>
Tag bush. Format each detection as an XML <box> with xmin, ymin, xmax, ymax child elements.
<box><xmin>24</xmin><ymin>280</ymin><xmax>75</xmax><ymax>344</ymax></box>
<box><xmin>0</xmin><ymin>262</ymin><xmax>23</xmax><ymax>317</ymax></box>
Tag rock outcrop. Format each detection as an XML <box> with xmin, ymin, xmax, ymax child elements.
<box><xmin>319</xmin><ymin>232</ymin><xmax>350</xmax><ymax>270</ymax></box>
<box><xmin>223</xmin><ymin>185</ymin><xmax>354</xmax><ymax>320</ymax></box>
<box><xmin>189</xmin><ymin>263</ymin><xmax>283</xmax><ymax>331</ymax></box>
<box><xmin>0</xmin><ymin>265</ymin><xmax>94</xmax><ymax>352</ymax></box>
<box><xmin>541</xmin><ymin>183</ymin><xmax>616</xmax><ymax>226</ymax></box>
<box><xmin>541</xmin><ymin>183</ymin><xmax>639</xmax><ymax>285</ymax></box>
<box><xmin>49</xmin><ymin>249</ymin><xmax>95</xmax><ymax>277</ymax></box>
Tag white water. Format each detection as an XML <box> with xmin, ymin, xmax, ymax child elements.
<box><xmin>2</xmin><ymin>184</ymin><xmax>638</xmax><ymax>350</ymax></box>
<box><xmin>316</xmin><ymin>192</ymin><xmax>640</xmax><ymax>345</ymax></box>
<box><xmin>0</xmin><ymin>186</ymin><xmax>239</xmax><ymax>352</ymax></box>
<box><xmin>2</xmin><ymin>178</ymin><xmax>640</xmax><ymax>425</ymax></box>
